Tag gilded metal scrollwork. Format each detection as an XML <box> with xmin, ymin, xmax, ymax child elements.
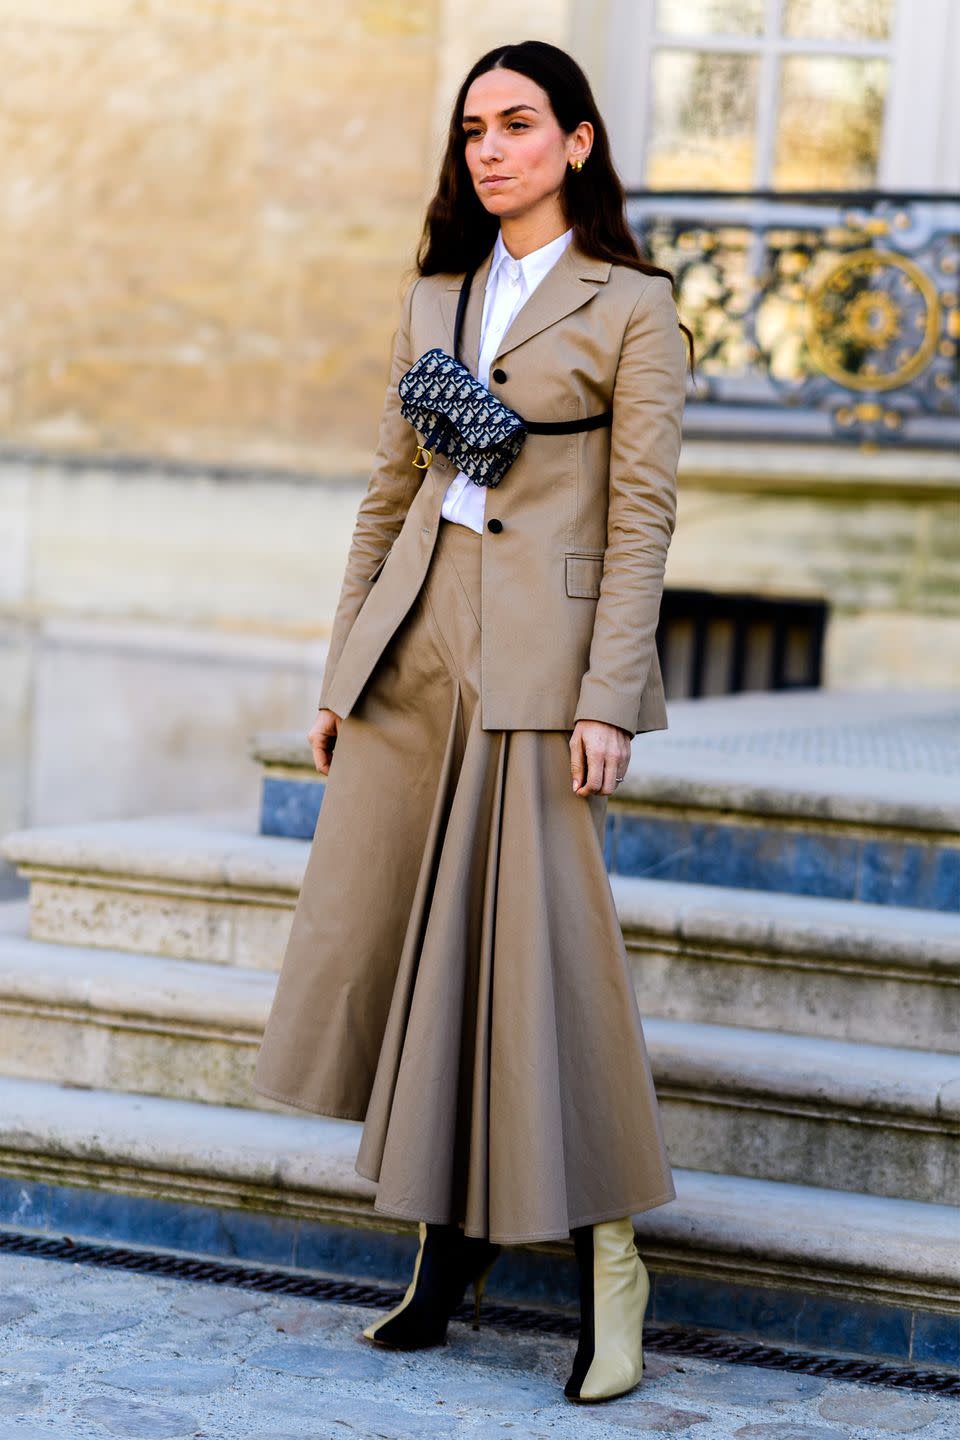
<box><xmin>806</xmin><ymin>248</ymin><xmax>940</xmax><ymax>392</ymax></box>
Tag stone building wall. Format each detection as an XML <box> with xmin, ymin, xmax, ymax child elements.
<box><xmin>0</xmin><ymin>0</ymin><xmax>575</xmax><ymax>867</ymax></box>
<box><xmin>2</xmin><ymin>1</ymin><xmax>434</xmax><ymax>467</ymax></box>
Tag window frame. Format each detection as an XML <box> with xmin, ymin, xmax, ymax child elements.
<box><xmin>598</xmin><ymin>0</ymin><xmax>957</xmax><ymax>193</ymax></box>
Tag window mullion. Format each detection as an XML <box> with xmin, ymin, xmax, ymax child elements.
<box><xmin>603</xmin><ymin>0</ymin><xmax>657</xmax><ymax>187</ymax></box>
<box><xmin>753</xmin><ymin>0</ymin><xmax>783</xmax><ymax>188</ymax></box>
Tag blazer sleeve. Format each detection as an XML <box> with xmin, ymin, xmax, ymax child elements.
<box><xmin>572</xmin><ymin>275</ymin><xmax>687</xmax><ymax>736</ymax></box>
<box><xmin>318</xmin><ymin>274</ymin><xmax>422</xmax><ymax>713</ymax></box>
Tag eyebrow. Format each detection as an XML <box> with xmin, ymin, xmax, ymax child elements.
<box><xmin>461</xmin><ymin>104</ymin><xmax>539</xmax><ymax>124</ymax></box>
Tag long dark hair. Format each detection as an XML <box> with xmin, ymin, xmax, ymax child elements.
<box><xmin>415</xmin><ymin>39</ymin><xmax>695</xmax><ymax>376</ymax></box>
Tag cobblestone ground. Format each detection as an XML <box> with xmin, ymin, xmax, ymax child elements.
<box><xmin>0</xmin><ymin>1252</ymin><xmax>956</xmax><ymax>1439</ymax></box>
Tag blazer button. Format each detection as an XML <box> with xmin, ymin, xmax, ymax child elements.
<box><xmin>486</xmin><ymin>518</ymin><xmax>503</xmax><ymax>533</ymax></box>
<box><xmin>491</xmin><ymin>367</ymin><xmax>508</xmax><ymax>383</ymax></box>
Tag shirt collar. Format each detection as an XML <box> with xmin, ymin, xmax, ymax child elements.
<box><xmin>487</xmin><ymin>225</ymin><xmax>575</xmax><ymax>293</ymax></box>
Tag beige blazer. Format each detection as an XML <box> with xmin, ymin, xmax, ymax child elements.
<box><xmin>317</xmin><ymin>237</ymin><xmax>687</xmax><ymax>736</ymax></box>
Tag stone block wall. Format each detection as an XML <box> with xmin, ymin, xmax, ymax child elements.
<box><xmin>0</xmin><ymin>1</ymin><xmax>576</xmax><ymax>869</ymax></box>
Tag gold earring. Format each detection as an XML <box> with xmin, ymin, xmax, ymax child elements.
<box><xmin>570</xmin><ymin>157</ymin><xmax>585</xmax><ymax>171</ymax></box>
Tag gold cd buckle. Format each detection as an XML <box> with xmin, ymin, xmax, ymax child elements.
<box><xmin>412</xmin><ymin>443</ymin><xmax>434</xmax><ymax>470</ymax></box>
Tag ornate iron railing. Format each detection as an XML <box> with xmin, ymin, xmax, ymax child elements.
<box><xmin>627</xmin><ymin>190</ymin><xmax>959</xmax><ymax>448</ymax></box>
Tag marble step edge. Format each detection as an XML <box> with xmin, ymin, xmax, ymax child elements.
<box><xmin>0</xmin><ymin>1073</ymin><xmax>955</xmax><ymax>1314</ymax></box>
<box><xmin>251</xmin><ymin>730</ymin><xmax>960</xmax><ymax>835</ymax></box>
<box><xmin>3</xmin><ymin>816</ymin><xmax>958</xmax><ymax>974</ymax></box>
<box><xmin>0</xmin><ymin>925</ymin><xmax>957</xmax><ymax>1129</ymax></box>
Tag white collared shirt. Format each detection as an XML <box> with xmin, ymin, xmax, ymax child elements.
<box><xmin>440</xmin><ymin>224</ymin><xmax>575</xmax><ymax>533</ymax></box>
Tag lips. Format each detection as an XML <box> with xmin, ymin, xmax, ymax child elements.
<box><xmin>482</xmin><ymin>176</ymin><xmax>512</xmax><ymax>186</ymax></box>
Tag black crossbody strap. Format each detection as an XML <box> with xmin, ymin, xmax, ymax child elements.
<box><xmin>453</xmin><ymin>267</ymin><xmax>476</xmax><ymax>364</ymax></box>
<box><xmin>453</xmin><ymin>265</ymin><xmax>613</xmax><ymax>433</ymax></box>
<box><xmin>525</xmin><ymin>412</ymin><xmax>613</xmax><ymax>433</ymax></box>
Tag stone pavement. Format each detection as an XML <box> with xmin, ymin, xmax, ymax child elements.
<box><xmin>0</xmin><ymin>1251</ymin><xmax>955</xmax><ymax>1440</ymax></box>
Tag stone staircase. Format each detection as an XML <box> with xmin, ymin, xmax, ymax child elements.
<box><xmin>0</xmin><ymin>688</ymin><xmax>957</xmax><ymax>1370</ymax></box>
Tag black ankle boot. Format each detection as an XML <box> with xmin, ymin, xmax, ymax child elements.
<box><xmin>361</xmin><ymin>1221</ymin><xmax>501</xmax><ymax>1350</ymax></box>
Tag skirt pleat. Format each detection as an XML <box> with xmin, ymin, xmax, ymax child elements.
<box><xmin>252</xmin><ymin>517</ymin><xmax>677</xmax><ymax>1245</ymax></box>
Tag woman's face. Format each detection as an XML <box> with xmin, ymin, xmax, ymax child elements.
<box><xmin>460</xmin><ymin>67</ymin><xmax>588</xmax><ymax>223</ymax></box>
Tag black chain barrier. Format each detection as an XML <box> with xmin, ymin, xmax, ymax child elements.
<box><xmin>0</xmin><ymin>1228</ymin><xmax>956</xmax><ymax>1397</ymax></box>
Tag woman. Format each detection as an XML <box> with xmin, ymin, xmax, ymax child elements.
<box><xmin>252</xmin><ymin>38</ymin><xmax>694</xmax><ymax>1405</ymax></box>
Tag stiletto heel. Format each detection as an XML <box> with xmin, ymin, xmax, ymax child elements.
<box><xmin>471</xmin><ymin>1257</ymin><xmax>497</xmax><ymax>1330</ymax></box>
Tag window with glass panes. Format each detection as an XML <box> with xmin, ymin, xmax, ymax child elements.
<box><xmin>606</xmin><ymin>0</ymin><xmax>901</xmax><ymax>191</ymax></box>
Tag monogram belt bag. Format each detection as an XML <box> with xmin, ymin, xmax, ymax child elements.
<box><xmin>396</xmin><ymin>264</ymin><xmax>613</xmax><ymax>489</ymax></box>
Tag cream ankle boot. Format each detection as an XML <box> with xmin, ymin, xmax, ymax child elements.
<box><xmin>563</xmin><ymin>1215</ymin><xmax>650</xmax><ymax>1403</ymax></box>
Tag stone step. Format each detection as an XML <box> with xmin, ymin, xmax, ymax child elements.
<box><xmin>253</xmin><ymin>688</ymin><xmax>960</xmax><ymax>912</ymax></box>
<box><xmin>0</xmin><ymin>915</ymin><xmax>956</xmax><ymax>1206</ymax></box>
<box><xmin>0</xmin><ymin>1074</ymin><xmax>955</xmax><ymax>1367</ymax></box>
<box><xmin>612</xmin><ymin>873</ymin><xmax>960</xmax><ymax>1053</ymax></box>
<box><xmin>1</xmin><ymin>809</ymin><xmax>296</xmax><ymax>971</ymax></box>
<box><xmin>3</xmin><ymin>817</ymin><xmax>957</xmax><ymax>1052</ymax></box>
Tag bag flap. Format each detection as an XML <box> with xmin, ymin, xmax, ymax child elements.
<box><xmin>399</xmin><ymin>348</ymin><xmax>526</xmax><ymax>451</ymax></box>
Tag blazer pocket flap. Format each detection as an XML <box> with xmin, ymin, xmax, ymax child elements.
<box><xmin>565</xmin><ymin>551</ymin><xmax>605</xmax><ymax>599</ymax></box>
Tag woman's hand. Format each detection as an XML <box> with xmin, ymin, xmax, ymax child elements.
<box><xmin>309</xmin><ymin>707</ymin><xmax>342</xmax><ymax>775</ymax></box>
<box><xmin>570</xmin><ymin>718</ymin><xmax>631</xmax><ymax>796</ymax></box>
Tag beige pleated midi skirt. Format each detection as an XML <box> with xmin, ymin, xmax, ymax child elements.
<box><xmin>252</xmin><ymin>516</ymin><xmax>677</xmax><ymax>1245</ymax></box>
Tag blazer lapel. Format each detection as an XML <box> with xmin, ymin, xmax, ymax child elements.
<box><xmin>440</xmin><ymin>239</ymin><xmax>611</xmax><ymax>374</ymax></box>
<box><xmin>496</xmin><ymin>241</ymin><xmax>612</xmax><ymax>359</ymax></box>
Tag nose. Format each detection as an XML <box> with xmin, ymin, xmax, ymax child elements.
<box><xmin>479</xmin><ymin>132</ymin><xmax>503</xmax><ymax>164</ymax></box>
